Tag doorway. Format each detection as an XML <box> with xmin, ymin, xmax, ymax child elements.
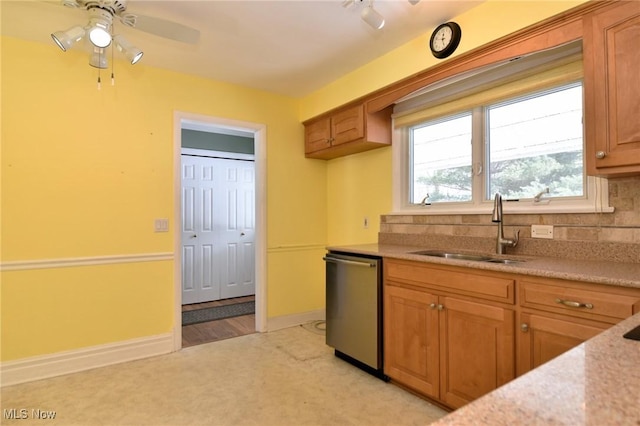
<box><xmin>173</xmin><ymin>111</ymin><xmax>267</xmax><ymax>351</ymax></box>
<box><xmin>180</xmin><ymin>151</ymin><xmax>256</xmax><ymax>304</ymax></box>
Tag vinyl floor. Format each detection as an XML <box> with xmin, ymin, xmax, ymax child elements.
<box><xmin>1</xmin><ymin>325</ymin><xmax>449</xmax><ymax>425</ymax></box>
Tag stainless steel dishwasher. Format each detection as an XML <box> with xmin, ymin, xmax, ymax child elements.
<box><xmin>324</xmin><ymin>251</ymin><xmax>386</xmax><ymax>379</ymax></box>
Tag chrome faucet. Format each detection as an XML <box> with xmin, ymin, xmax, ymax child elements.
<box><xmin>491</xmin><ymin>193</ymin><xmax>519</xmax><ymax>255</ymax></box>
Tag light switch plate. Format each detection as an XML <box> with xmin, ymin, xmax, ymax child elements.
<box><xmin>531</xmin><ymin>224</ymin><xmax>553</xmax><ymax>239</ymax></box>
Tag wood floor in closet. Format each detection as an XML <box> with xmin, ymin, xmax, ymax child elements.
<box><xmin>182</xmin><ymin>295</ymin><xmax>256</xmax><ymax>348</ymax></box>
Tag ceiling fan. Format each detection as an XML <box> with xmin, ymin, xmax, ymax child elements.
<box><xmin>50</xmin><ymin>0</ymin><xmax>200</xmax><ymax>68</ymax></box>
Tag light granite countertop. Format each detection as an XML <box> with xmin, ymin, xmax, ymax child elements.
<box><xmin>327</xmin><ymin>243</ymin><xmax>640</xmax><ymax>289</ymax></box>
<box><xmin>432</xmin><ymin>311</ymin><xmax>640</xmax><ymax>425</ymax></box>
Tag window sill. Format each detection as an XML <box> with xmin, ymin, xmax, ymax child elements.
<box><xmin>391</xmin><ymin>202</ymin><xmax>615</xmax><ymax>216</ymax></box>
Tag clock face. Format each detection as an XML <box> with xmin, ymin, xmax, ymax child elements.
<box><xmin>429</xmin><ymin>22</ymin><xmax>461</xmax><ymax>59</ymax></box>
<box><xmin>431</xmin><ymin>26</ymin><xmax>453</xmax><ymax>52</ymax></box>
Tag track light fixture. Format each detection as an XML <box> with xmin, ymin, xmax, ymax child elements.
<box><xmin>361</xmin><ymin>1</ymin><xmax>385</xmax><ymax>30</ymax></box>
<box><xmin>342</xmin><ymin>0</ymin><xmax>385</xmax><ymax>30</ymax></box>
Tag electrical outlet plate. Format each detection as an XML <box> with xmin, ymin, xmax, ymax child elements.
<box><xmin>154</xmin><ymin>218</ymin><xmax>169</xmax><ymax>232</ymax></box>
<box><xmin>531</xmin><ymin>224</ymin><xmax>553</xmax><ymax>239</ymax></box>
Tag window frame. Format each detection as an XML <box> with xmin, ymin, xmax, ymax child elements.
<box><xmin>392</xmin><ymin>80</ymin><xmax>612</xmax><ymax>216</ymax></box>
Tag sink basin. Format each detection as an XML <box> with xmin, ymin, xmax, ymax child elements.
<box><xmin>485</xmin><ymin>258</ymin><xmax>523</xmax><ymax>264</ymax></box>
<box><xmin>410</xmin><ymin>250</ymin><xmax>493</xmax><ymax>262</ymax></box>
<box><xmin>410</xmin><ymin>250</ymin><xmax>524</xmax><ymax>264</ymax></box>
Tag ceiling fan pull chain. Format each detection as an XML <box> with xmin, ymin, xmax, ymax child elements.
<box><xmin>97</xmin><ymin>48</ymin><xmax>103</xmax><ymax>90</ymax></box>
<box><xmin>111</xmin><ymin>44</ymin><xmax>115</xmax><ymax>86</ymax></box>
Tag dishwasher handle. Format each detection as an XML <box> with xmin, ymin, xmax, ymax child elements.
<box><xmin>323</xmin><ymin>256</ymin><xmax>377</xmax><ymax>268</ymax></box>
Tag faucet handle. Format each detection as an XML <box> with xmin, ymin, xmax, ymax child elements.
<box><xmin>510</xmin><ymin>230</ymin><xmax>520</xmax><ymax>247</ymax></box>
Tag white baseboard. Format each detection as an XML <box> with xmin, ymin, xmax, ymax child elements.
<box><xmin>1</xmin><ymin>312</ymin><xmax>326</xmax><ymax>387</ymax></box>
<box><xmin>1</xmin><ymin>333</ymin><xmax>174</xmax><ymax>387</ymax></box>
<box><xmin>266</xmin><ymin>309</ymin><xmax>325</xmax><ymax>332</ymax></box>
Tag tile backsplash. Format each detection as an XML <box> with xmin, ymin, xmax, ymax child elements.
<box><xmin>379</xmin><ymin>176</ymin><xmax>640</xmax><ymax>263</ymax></box>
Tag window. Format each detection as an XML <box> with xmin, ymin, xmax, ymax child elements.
<box><xmin>411</xmin><ymin>113</ymin><xmax>472</xmax><ymax>203</ymax></box>
<box><xmin>486</xmin><ymin>83</ymin><xmax>584</xmax><ymax>201</ymax></box>
<box><xmin>393</xmin><ymin>42</ymin><xmax>611</xmax><ymax>214</ymax></box>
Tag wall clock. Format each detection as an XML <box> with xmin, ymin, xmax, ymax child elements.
<box><xmin>429</xmin><ymin>22</ymin><xmax>462</xmax><ymax>59</ymax></box>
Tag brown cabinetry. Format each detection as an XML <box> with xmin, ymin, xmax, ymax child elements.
<box><xmin>517</xmin><ymin>277</ymin><xmax>640</xmax><ymax>375</ymax></box>
<box><xmin>517</xmin><ymin>312</ymin><xmax>608</xmax><ymax>375</ymax></box>
<box><xmin>584</xmin><ymin>1</ymin><xmax>640</xmax><ymax>177</ymax></box>
<box><xmin>304</xmin><ymin>104</ymin><xmax>392</xmax><ymax>160</ymax></box>
<box><xmin>384</xmin><ymin>258</ymin><xmax>640</xmax><ymax>408</ymax></box>
<box><xmin>384</xmin><ymin>259</ymin><xmax>515</xmax><ymax>409</ymax></box>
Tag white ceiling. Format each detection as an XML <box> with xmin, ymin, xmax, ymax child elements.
<box><xmin>1</xmin><ymin>0</ymin><xmax>483</xmax><ymax>97</ymax></box>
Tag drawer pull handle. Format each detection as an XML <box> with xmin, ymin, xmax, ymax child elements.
<box><xmin>555</xmin><ymin>298</ymin><xmax>593</xmax><ymax>309</ymax></box>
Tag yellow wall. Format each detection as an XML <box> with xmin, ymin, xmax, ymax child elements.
<box><xmin>300</xmin><ymin>0</ymin><xmax>588</xmax><ymax>247</ymax></box>
<box><xmin>0</xmin><ymin>38</ymin><xmax>326</xmax><ymax>361</ymax></box>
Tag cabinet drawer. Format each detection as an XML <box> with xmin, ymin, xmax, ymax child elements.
<box><xmin>520</xmin><ymin>281</ymin><xmax>640</xmax><ymax>322</ymax></box>
<box><xmin>385</xmin><ymin>259</ymin><xmax>514</xmax><ymax>304</ymax></box>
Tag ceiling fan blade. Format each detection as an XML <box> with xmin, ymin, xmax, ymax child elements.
<box><xmin>124</xmin><ymin>14</ymin><xmax>200</xmax><ymax>44</ymax></box>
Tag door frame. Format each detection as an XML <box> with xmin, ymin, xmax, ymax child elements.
<box><xmin>173</xmin><ymin>111</ymin><xmax>267</xmax><ymax>351</ymax></box>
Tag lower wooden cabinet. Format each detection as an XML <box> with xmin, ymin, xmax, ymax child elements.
<box><xmin>439</xmin><ymin>296</ymin><xmax>515</xmax><ymax>408</ymax></box>
<box><xmin>517</xmin><ymin>312</ymin><xmax>608</xmax><ymax>376</ymax></box>
<box><xmin>384</xmin><ymin>262</ymin><xmax>515</xmax><ymax>409</ymax></box>
<box><xmin>383</xmin><ymin>258</ymin><xmax>640</xmax><ymax>409</ymax></box>
<box><xmin>384</xmin><ymin>285</ymin><xmax>439</xmax><ymax>398</ymax></box>
<box><xmin>516</xmin><ymin>277</ymin><xmax>640</xmax><ymax>376</ymax></box>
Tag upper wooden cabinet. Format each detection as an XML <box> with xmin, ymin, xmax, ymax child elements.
<box><xmin>304</xmin><ymin>104</ymin><xmax>392</xmax><ymax>160</ymax></box>
<box><xmin>584</xmin><ymin>1</ymin><xmax>640</xmax><ymax>177</ymax></box>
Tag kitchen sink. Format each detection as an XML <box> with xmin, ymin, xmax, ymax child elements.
<box><xmin>411</xmin><ymin>250</ymin><xmax>493</xmax><ymax>262</ymax></box>
<box><xmin>485</xmin><ymin>258</ymin><xmax>523</xmax><ymax>264</ymax></box>
<box><xmin>410</xmin><ymin>250</ymin><xmax>524</xmax><ymax>264</ymax></box>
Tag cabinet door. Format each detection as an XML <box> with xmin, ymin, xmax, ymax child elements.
<box><xmin>439</xmin><ymin>296</ymin><xmax>515</xmax><ymax>409</ymax></box>
<box><xmin>331</xmin><ymin>105</ymin><xmax>364</xmax><ymax>147</ymax></box>
<box><xmin>384</xmin><ymin>285</ymin><xmax>440</xmax><ymax>398</ymax></box>
<box><xmin>584</xmin><ymin>1</ymin><xmax>640</xmax><ymax>176</ymax></box>
<box><xmin>517</xmin><ymin>312</ymin><xmax>608</xmax><ymax>376</ymax></box>
<box><xmin>304</xmin><ymin>117</ymin><xmax>331</xmax><ymax>154</ymax></box>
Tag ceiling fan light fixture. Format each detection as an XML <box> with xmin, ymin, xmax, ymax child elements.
<box><xmin>113</xmin><ymin>34</ymin><xmax>144</xmax><ymax>65</ymax></box>
<box><xmin>361</xmin><ymin>2</ymin><xmax>385</xmax><ymax>30</ymax></box>
<box><xmin>87</xmin><ymin>8</ymin><xmax>113</xmax><ymax>48</ymax></box>
<box><xmin>88</xmin><ymin>21</ymin><xmax>112</xmax><ymax>47</ymax></box>
<box><xmin>89</xmin><ymin>47</ymin><xmax>108</xmax><ymax>69</ymax></box>
<box><xmin>51</xmin><ymin>25</ymin><xmax>85</xmax><ymax>51</ymax></box>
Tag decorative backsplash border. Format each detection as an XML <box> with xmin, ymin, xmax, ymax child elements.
<box><xmin>379</xmin><ymin>177</ymin><xmax>640</xmax><ymax>263</ymax></box>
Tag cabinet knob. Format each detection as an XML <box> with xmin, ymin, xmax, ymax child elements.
<box><xmin>437</xmin><ymin>304</ymin><xmax>444</xmax><ymax>311</ymax></box>
<box><xmin>521</xmin><ymin>323</ymin><xmax>529</xmax><ymax>332</ymax></box>
<box><xmin>595</xmin><ymin>151</ymin><xmax>606</xmax><ymax>159</ymax></box>
<box><xmin>429</xmin><ymin>303</ymin><xmax>437</xmax><ymax>310</ymax></box>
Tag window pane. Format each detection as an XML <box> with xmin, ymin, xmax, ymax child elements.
<box><xmin>487</xmin><ymin>83</ymin><xmax>583</xmax><ymax>200</ymax></box>
<box><xmin>411</xmin><ymin>114</ymin><xmax>472</xmax><ymax>203</ymax></box>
